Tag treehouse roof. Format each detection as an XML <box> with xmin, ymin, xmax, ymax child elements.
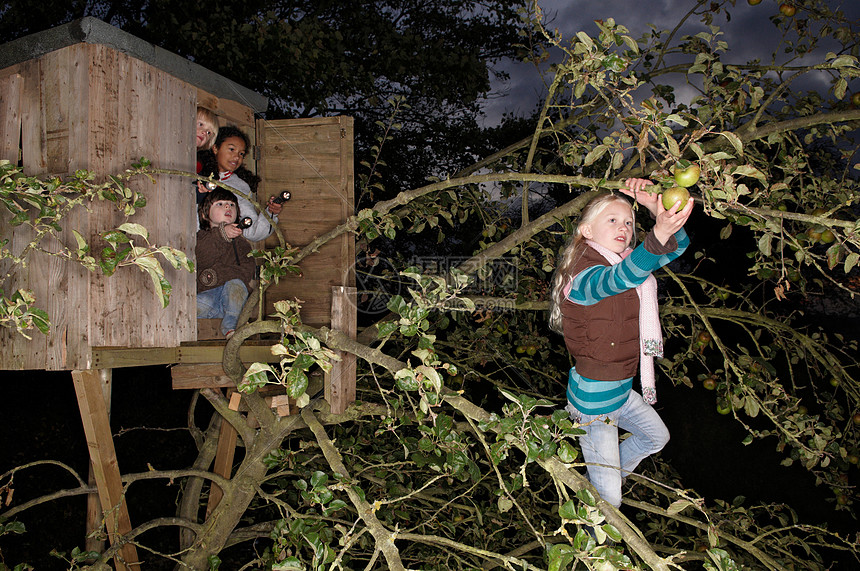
<box><xmin>0</xmin><ymin>17</ymin><xmax>268</xmax><ymax>113</ymax></box>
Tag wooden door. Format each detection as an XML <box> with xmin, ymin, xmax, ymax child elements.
<box><xmin>256</xmin><ymin>117</ymin><xmax>355</xmax><ymax>327</ymax></box>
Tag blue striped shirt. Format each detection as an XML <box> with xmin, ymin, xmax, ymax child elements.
<box><xmin>566</xmin><ymin>229</ymin><xmax>689</xmax><ymax>306</ymax></box>
<box><xmin>567</xmin><ymin>367</ymin><xmax>633</xmax><ymax>415</ymax></box>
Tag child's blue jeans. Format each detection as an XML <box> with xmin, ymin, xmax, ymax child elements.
<box><xmin>197</xmin><ymin>279</ymin><xmax>249</xmax><ymax>335</ymax></box>
<box><xmin>566</xmin><ymin>391</ymin><xmax>670</xmax><ymax>507</ymax></box>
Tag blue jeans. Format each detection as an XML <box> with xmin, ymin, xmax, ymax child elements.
<box><xmin>197</xmin><ymin>279</ymin><xmax>248</xmax><ymax>335</ymax></box>
<box><xmin>566</xmin><ymin>391</ymin><xmax>670</xmax><ymax>507</ymax></box>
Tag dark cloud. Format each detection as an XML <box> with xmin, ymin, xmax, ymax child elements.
<box><xmin>483</xmin><ymin>0</ymin><xmax>860</xmax><ymax>125</ymax></box>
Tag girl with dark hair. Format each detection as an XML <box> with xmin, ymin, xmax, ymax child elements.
<box><xmin>197</xmin><ymin>125</ymin><xmax>282</xmax><ymax>242</ymax></box>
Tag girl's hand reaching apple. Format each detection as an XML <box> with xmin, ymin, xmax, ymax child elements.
<box><xmin>653</xmin><ymin>194</ymin><xmax>694</xmax><ymax>245</ymax></box>
<box><xmin>619</xmin><ymin>178</ymin><xmax>662</xmax><ymax>217</ymax></box>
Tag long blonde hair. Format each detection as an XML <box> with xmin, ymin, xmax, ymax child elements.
<box><xmin>548</xmin><ymin>193</ymin><xmax>636</xmax><ymax>333</ymax></box>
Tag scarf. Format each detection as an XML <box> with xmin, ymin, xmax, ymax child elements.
<box><xmin>585</xmin><ymin>240</ymin><xmax>662</xmax><ymax>404</ymax></box>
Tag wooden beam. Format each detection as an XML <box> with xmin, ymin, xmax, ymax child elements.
<box><xmin>85</xmin><ymin>369</ymin><xmax>111</xmax><ymax>556</ymax></box>
<box><xmin>268</xmin><ymin>394</ymin><xmax>292</xmax><ymax>417</ymax></box>
<box><xmin>326</xmin><ymin>286</ymin><xmax>357</xmax><ymax>414</ymax></box>
<box><xmin>206</xmin><ymin>391</ymin><xmax>241</xmax><ymax>517</ymax></box>
<box><xmin>171</xmin><ymin>363</ymin><xmax>234</xmax><ymax>390</ymax></box>
<box><xmin>91</xmin><ymin>342</ymin><xmax>282</xmax><ymax>369</ymax></box>
<box><xmin>72</xmin><ymin>369</ymin><xmax>140</xmax><ymax>571</ymax></box>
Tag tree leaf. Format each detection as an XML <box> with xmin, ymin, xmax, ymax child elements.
<box><xmin>666</xmin><ymin>499</ymin><xmax>692</xmax><ymax>515</ymax></box>
<box><xmin>719</xmin><ymin>131</ymin><xmax>744</xmax><ymax>157</ymax></box>
<box><xmin>117</xmin><ymin>222</ymin><xmax>149</xmax><ymax>240</ymax></box>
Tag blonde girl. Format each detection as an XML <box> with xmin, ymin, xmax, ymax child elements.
<box><xmin>196</xmin><ymin>107</ymin><xmax>219</xmax><ymax>151</ymax></box>
<box><xmin>548</xmin><ymin>178</ymin><xmax>694</xmax><ymax>507</ymax></box>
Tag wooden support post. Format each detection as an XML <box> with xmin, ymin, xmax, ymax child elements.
<box><xmin>326</xmin><ymin>286</ymin><xmax>357</xmax><ymax>414</ymax></box>
<box><xmin>206</xmin><ymin>391</ymin><xmax>241</xmax><ymax>517</ymax></box>
<box><xmin>72</xmin><ymin>369</ymin><xmax>140</xmax><ymax>571</ymax></box>
<box><xmin>85</xmin><ymin>369</ymin><xmax>112</xmax><ymax>555</ymax></box>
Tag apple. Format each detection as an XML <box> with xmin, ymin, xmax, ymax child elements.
<box><xmin>847</xmin><ymin>454</ymin><xmax>859</xmax><ymax>465</ymax></box>
<box><xmin>748</xmin><ymin>0</ymin><xmax>762</xmax><ymax>4</ymax></box>
<box><xmin>829</xmin><ymin>377</ymin><xmax>840</xmax><ymax>388</ymax></box>
<box><xmin>674</xmin><ymin>164</ymin><xmax>701</xmax><ymax>188</ymax></box>
<box><xmin>853</xmin><ymin>413</ymin><xmax>860</xmax><ymax>426</ymax></box>
<box><xmin>717</xmin><ymin>400</ymin><xmax>732</xmax><ymax>415</ymax></box>
<box><xmin>779</xmin><ymin>3</ymin><xmax>796</xmax><ymax>16</ymax></box>
<box><xmin>661</xmin><ymin>187</ymin><xmax>690</xmax><ymax>213</ymax></box>
<box><xmin>806</xmin><ymin>226</ymin><xmax>824</xmax><ymax>242</ymax></box>
<box><xmin>526</xmin><ymin>345</ymin><xmax>538</xmax><ymax>356</ymax></box>
<box><xmin>702</xmin><ymin>377</ymin><xmax>717</xmax><ymax>390</ymax></box>
<box><xmin>797</xmin><ymin>405</ymin><xmax>808</xmax><ymax>415</ymax></box>
<box><xmin>516</xmin><ymin>345</ymin><xmax>526</xmax><ymax>354</ymax></box>
<box><xmin>820</xmin><ymin>229</ymin><xmax>835</xmax><ymax>244</ymax></box>
<box><xmin>852</xmin><ymin>93</ymin><xmax>860</xmax><ymax>107</ymax></box>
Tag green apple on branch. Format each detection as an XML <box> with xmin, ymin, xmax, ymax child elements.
<box><xmin>673</xmin><ymin>161</ymin><xmax>701</xmax><ymax>188</ymax></box>
<box><xmin>661</xmin><ymin>186</ymin><xmax>690</xmax><ymax>213</ymax></box>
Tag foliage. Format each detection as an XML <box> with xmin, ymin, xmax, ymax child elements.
<box><xmin>239</xmin><ymin>300</ymin><xmax>339</xmax><ymax>406</ymax></box>
<box><xmin>520</xmin><ymin>1</ymin><xmax>860</xmax><ymax>511</ymax></box>
<box><xmin>0</xmin><ymin>160</ymin><xmax>193</xmax><ymax>336</ymax></box>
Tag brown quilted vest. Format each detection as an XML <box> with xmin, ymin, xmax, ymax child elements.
<box><xmin>560</xmin><ymin>246</ymin><xmax>641</xmax><ymax>381</ymax></box>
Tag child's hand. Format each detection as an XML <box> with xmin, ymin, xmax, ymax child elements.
<box><xmin>266</xmin><ymin>196</ymin><xmax>283</xmax><ymax>216</ymax></box>
<box><xmin>197</xmin><ymin>181</ymin><xmax>212</xmax><ymax>194</ymax></box>
<box><xmin>224</xmin><ymin>224</ymin><xmax>243</xmax><ymax>239</ymax></box>
<box><xmin>653</xmin><ymin>194</ymin><xmax>694</xmax><ymax>245</ymax></box>
<box><xmin>618</xmin><ymin>178</ymin><xmax>661</xmax><ymax>216</ymax></box>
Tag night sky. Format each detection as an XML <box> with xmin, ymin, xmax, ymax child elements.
<box><xmin>483</xmin><ymin>0</ymin><xmax>860</xmax><ymax>125</ymax></box>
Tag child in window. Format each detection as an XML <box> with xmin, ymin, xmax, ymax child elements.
<box><xmin>195</xmin><ymin>107</ymin><xmax>219</xmax><ymax>205</ymax></box>
<box><xmin>196</xmin><ymin>106</ymin><xmax>219</xmax><ymax>152</ymax></box>
<box><xmin>196</xmin><ymin>188</ymin><xmax>256</xmax><ymax>338</ymax></box>
<box><xmin>198</xmin><ymin>125</ymin><xmax>282</xmax><ymax>242</ymax></box>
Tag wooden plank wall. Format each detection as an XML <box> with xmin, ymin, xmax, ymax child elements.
<box><xmin>44</xmin><ymin>44</ymin><xmax>91</xmax><ymax>370</ymax></box>
<box><xmin>0</xmin><ymin>43</ymin><xmax>200</xmax><ymax>370</ymax></box>
<box><xmin>0</xmin><ymin>57</ymin><xmax>79</xmax><ymax>370</ymax></box>
<box><xmin>85</xmin><ymin>44</ymin><xmax>197</xmax><ymax>352</ymax></box>
<box><xmin>197</xmin><ymin>87</ymin><xmax>255</xmax><ymax>135</ymax></box>
<box><xmin>0</xmin><ymin>67</ymin><xmax>25</xmax><ymax>368</ymax></box>
<box><xmin>257</xmin><ymin>117</ymin><xmax>356</xmax><ymax>327</ymax></box>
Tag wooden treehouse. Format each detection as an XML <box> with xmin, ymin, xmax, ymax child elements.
<box><xmin>0</xmin><ymin>18</ymin><xmax>356</xmax><ymax>569</ymax></box>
